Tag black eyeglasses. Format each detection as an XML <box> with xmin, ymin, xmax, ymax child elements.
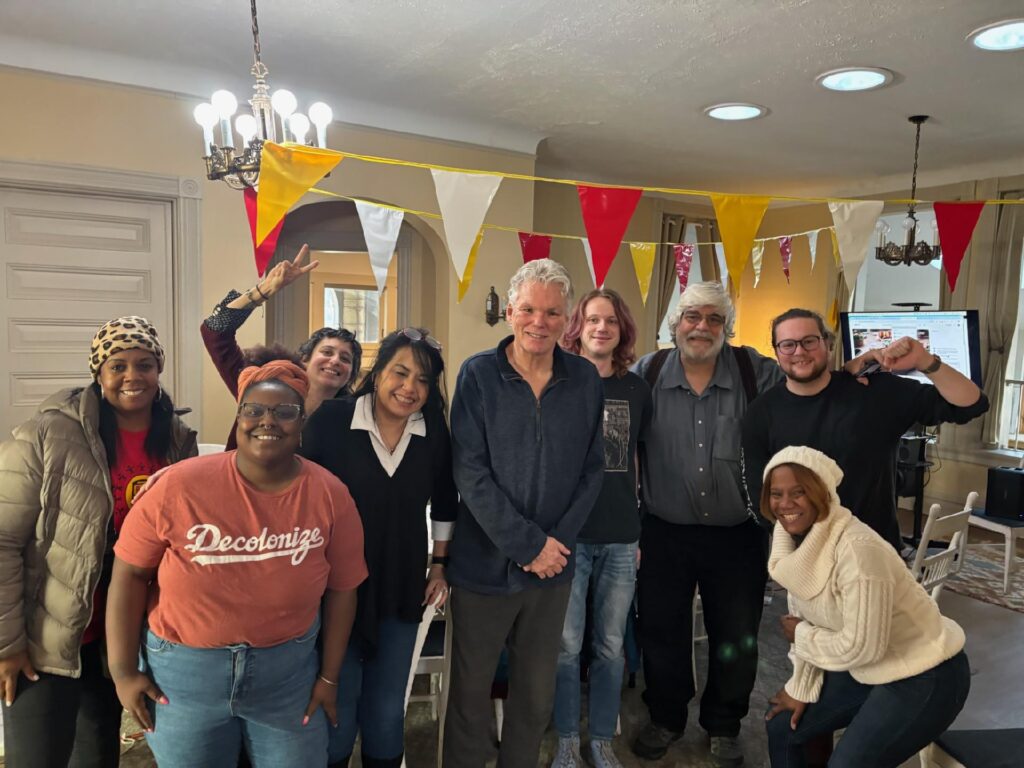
<box><xmin>775</xmin><ymin>335</ymin><xmax>823</xmax><ymax>355</ymax></box>
<box><xmin>401</xmin><ymin>328</ymin><xmax>442</xmax><ymax>352</ymax></box>
<box><xmin>237</xmin><ymin>403</ymin><xmax>304</xmax><ymax>422</ymax></box>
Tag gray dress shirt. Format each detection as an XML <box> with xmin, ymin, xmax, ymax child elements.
<box><xmin>633</xmin><ymin>345</ymin><xmax>783</xmax><ymax>527</ymax></box>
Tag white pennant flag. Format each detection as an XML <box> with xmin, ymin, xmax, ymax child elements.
<box><xmin>828</xmin><ymin>201</ymin><xmax>884</xmax><ymax>290</ymax></box>
<box><xmin>713</xmin><ymin>242</ymin><xmax>728</xmax><ymax>289</ymax></box>
<box><xmin>582</xmin><ymin>238</ymin><xmax>597</xmax><ymax>287</ymax></box>
<box><xmin>354</xmin><ymin>201</ymin><xmax>404</xmax><ymax>292</ymax></box>
<box><xmin>751</xmin><ymin>241</ymin><xmax>766</xmax><ymax>288</ymax></box>
<box><xmin>431</xmin><ymin>170</ymin><xmax>503</xmax><ymax>281</ymax></box>
<box><xmin>806</xmin><ymin>229</ymin><xmax>820</xmax><ymax>271</ymax></box>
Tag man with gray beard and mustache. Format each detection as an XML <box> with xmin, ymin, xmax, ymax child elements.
<box><xmin>630</xmin><ymin>282</ymin><xmax>783</xmax><ymax>767</ymax></box>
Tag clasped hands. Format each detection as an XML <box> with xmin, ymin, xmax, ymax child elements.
<box><xmin>523</xmin><ymin>536</ymin><xmax>570</xmax><ymax>579</ymax></box>
<box><xmin>766</xmin><ymin>613</ymin><xmax>808</xmax><ymax>729</ymax></box>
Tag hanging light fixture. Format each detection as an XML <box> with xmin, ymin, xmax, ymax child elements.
<box><xmin>875</xmin><ymin>115</ymin><xmax>942</xmax><ymax>267</ymax></box>
<box><xmin>193</xmin><ymin>0</ymin><xmax>333</xmax><ymax>188</ymax></box>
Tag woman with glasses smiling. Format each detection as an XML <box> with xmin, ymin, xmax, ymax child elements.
<box><xmin>201</xmin><ymin>244</ymin><xmax>363</xmax><ymax>448</ymax></box>
<box><xmin>106</xmin><ymin>360</ymin><xmax>368</xmax><ymax>768</ymax></box>
<box><xmin>301</xmin><ymin>328</ymin><xmax>458</xmax><ymax>768</ymax></box>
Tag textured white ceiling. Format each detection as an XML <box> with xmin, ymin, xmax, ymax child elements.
<box><xmin>3</xmin><ymin>0</ymin><xmax>1023</xmax><ymax>196</ymax></box>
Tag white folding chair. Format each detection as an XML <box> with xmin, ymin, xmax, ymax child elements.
<box><xmin>403</xmin><ymin>602</ymin><xmax>451</xmax><ymax>768</ymax></box>
<box><xmin>197</xmin><ymin>442</ymin><xmax>226</xmax><ymax>455</ymax></box>
<box><xmin>910</xmin><ymin>492</ymin><xmax>976</xmax><ymax>601</ymax></box>
<box><xmin>692</xmin><ymin>587</ymin><xmax>708</xmax><ymax>687</ymax></box>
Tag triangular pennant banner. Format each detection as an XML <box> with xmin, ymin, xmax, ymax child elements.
<box><xmin>829</xmin><ymin>201</ymin><xmax>882</xmax><ymax>290</ymax></box>
<box><xmin>257</xmin><ymin>142</ymin><xmax>342</xmax><ymax>245</ymax></box>
<box><xmin>934</xmin><ymin>201</ymin><xmax>985</xmax><ymax>292</ymax></box>
<box><xmin>354</xmin><ymin>201</ymin><xmax>404</xmax><ymax>293</ymax></box>
<box><xmin>581</xmin><ymin>239</ymin><xmax>597</xmax><ymax>287</ymax></box>
<box><xmin>750</xmin><ymin>241</ymin><xmax>766</xmax><ymax>288</ymax></box>
<box><xmin>431</xmin><ymin>170</ymin><xmax>502</xmax><ymax>281</ymax></box>
<box><xmin>778</xmin><ymin>236</ymin><xmax>793</xmax><ymax>283</ymax></box>
<box><xmin>457</xmin><ymin>230</ymin><xmax>485</xmax><ymax>303</ymax></box>
<box><xmin>243</xmin><ymin>187</ymin><xmax>284</xmax><ymax>277</ymax></box>
<box><xmin>807</xmin><ymin>229</ymin><xmax>820</xmax><ymax>271</ymax></box>
<box><xmin>672</xmin><ymin>244</ymin><xmax>695</xmax><ymax>292</ymax></box>
<box><xmin>577</xmin><ymin>185</ymin><xmax>643</xmax><ymax>288</ymax></box>
<box><xmin>629</xmin><ymin>242</ymin><xmax>657</xmax><ymax>305</ymax></box>
<box><xmin>713</xmin><ymin>242</ymin><xmax>728</xmax><ymax>289</ymax></box>
<box><xmin>518</xmin><ymin>232</ymin><xmax>552</xmax><ymax>263</ymax></box>
<box><xmin>830</xmin><ymin>227</ymin><xmax>841</xmax><ymax>267</ymax></box>
<box><xmin>710</xmin><ymin>194</ymin><xmax>771</xmax><ymax>291</ymax></box>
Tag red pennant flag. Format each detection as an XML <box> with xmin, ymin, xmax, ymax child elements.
<box><xmin>934</xmin><ymin>201</ymin><xmax>985</xmax><ymax>292</ymax></box>
<box><xmin>673</xmin><ymin>244</ymin><xmax>694</xmax><ymax>291</ymax></box>
<box><xmin>244</xmin><ymin>187</ymin><xmax>285</xmax><ymax>277</ymax></box>
<box><xmin>779</xmin><ymin>236</ymin><xmax>793</xmax><ymax>284</ymax></box>
<box><xmin>577</xmin><ymin>185</ymin><xmax>643</xmax><ymax>288</ymax></box>
<box><xmin>518</xmin><ymin>232</ymin><xmax>553</xmax><ymax>263</ymax></box>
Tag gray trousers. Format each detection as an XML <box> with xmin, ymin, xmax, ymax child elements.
<box><xmin>442</xmin><ymin>582</ymin><xmax>572</xmax><ymax>768</ymax></box>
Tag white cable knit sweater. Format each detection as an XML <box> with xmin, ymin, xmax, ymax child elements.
<box><xmin>768</xmin><ymin>505</ymin><xmax>965</xmax><ymax>703</ymax></box>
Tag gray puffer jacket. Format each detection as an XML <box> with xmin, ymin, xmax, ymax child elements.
<box><xmin>0</xmin><ymin>386</ymin><xmax>197</xmax><ymax>677</ymax></box>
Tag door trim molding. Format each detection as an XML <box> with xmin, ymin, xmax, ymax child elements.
<box><xmin>0</xmin><ymin>158</ymin><xmax>204</xmax><ymax>431</ymax></box>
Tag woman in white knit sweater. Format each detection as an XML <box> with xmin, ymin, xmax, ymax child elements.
<box><xmin>761</xmin><ymin>446</ymin><xmax>969</xmax><ymax>768</ymax></box>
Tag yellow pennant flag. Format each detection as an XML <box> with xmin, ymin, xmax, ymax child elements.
<box><xmin>830</xmin><ymin>227</ymin><xmax>841</xmax><ymax>267</ymax></box>
<box><xmin>457</xmin><ymin>229</ymin><xmax>485</xmax><ymax>302</ymax></box>
<box><xmin>256</xmin><ymin>142</ymin><xmax>343</xmax><ymax>245</ymax></box>
<box><xmin>828</xmin><ymin>297</ymin><xmax>839</xmax><ymax>330</ymax></box>
<box><xmin>710</xmin><ymin>195</ymin><xmax>771</xmax><ymax>291</ymax></box>
<box><xmin>628</xmin><ymin>242</ymin><xmax>657</xmax><ymax>305</ymax></box>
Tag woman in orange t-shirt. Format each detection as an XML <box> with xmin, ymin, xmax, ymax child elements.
<box><xmin>106</xmin><ymin>361</ymin><xmax>368</xmax><ymax>768</ymax></box>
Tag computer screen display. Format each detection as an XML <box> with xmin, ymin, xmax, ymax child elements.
<box><xmin>839</xmin><ymin>309</ymin><xmax>983</xmax><ymax>387</ymax></box>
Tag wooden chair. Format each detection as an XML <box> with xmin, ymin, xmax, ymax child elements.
<box><xmin>910</xmin><ymin>492</ymin><xmax>976</xmax><ymax>600</ymax></box>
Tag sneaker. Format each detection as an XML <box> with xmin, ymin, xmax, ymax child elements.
<box><xmin>551</xmin><ymin>735</ymin><xmax>583</xmax><ymax>768</ymax></box>
<box><xmin>631</xmin><ymin>721</ymin><xmax>682</xmax><ymax>760</ymax></box>
<box><xmin>590</xmin><ymin>738</ymin><xmax>625</xmax><ymax>768</ymax></box>
<box><xmin>710</xmin><ymin>735</ymin><xmax>744</xmax><ymax>767</ymax></box>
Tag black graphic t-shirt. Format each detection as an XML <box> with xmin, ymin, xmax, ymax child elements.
<box><xmin>578</xmin><ymin>371</ymin><xmax>652</xmax><ymax>544</ymax></box>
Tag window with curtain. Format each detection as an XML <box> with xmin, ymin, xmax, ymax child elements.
<box><xmin>656</xmin><ymin>221</ymin><xmax>704</xmax><ymax>347</ymax></box>
<box><xmin>998</xmin><ymin>246</ymin><xmax>1024</xmax><ymax>449</ymax></box>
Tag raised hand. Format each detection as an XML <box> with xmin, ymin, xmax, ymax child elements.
<box><xmin>258</xmin><ymin>244</ymin><xmax>320</xmax><ymax>298</ymax></box>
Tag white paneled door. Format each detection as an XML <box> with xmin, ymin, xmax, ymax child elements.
<box><xmin>0</xmin><ymin>188</ymin><xmax>173</xmax><ymax>437</ymax></box>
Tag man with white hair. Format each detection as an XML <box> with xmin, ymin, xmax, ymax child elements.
<box><xmin>630</xmin><ymin>282</ymin><xmax>784</xmax><ymax>767</ymax></box>
<box><xmin>444</xmin><ymin>259</ymin><xmax>605</xmax><ymax>768</ymax></box>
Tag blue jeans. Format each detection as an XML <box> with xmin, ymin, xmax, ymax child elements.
<box><xmin>142</xmin><ymin>621</ymin><xmax>327</xmax><ymax>768</ymax></box>
<box><xmin>767</xmin><ymin>651</ymin><xmax>971</xmax><ymax>768</ymax></box>
<box><xmin>330</xmin><ymin>617</ymin><xmax>420</xmax><ymax>763</ymax></box>
<box><xmin>554</xmin><ymin>541</ymin><xmax>637</xmax><ymax>741</ymax></box>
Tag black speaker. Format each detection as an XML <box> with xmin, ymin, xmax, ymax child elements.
<box><xmin>985</xmin><ymin>466</ymin><xmax>1024</xmax><ymax>521</ymax></box>
<box><xmin>895</xmin><ymin>436</ymin><xmax>928</xmax><ymax>497</ymax></box>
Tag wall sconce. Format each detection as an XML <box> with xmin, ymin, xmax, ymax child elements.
<box><xmin>485</xmin><ymin>286</ymin><xmax>502</xmax><ymax>326</ymax></box>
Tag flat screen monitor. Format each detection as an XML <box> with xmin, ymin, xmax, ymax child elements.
<box><xmin>840</xmin><ymin>309</ymin><xmax>983</xmax><ymax>387</ymax></box>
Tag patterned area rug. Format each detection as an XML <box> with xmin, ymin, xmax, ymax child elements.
<box><xmin>945</xmin><ymin>543</ymin><xmax>1024</xmax><ymax>613</ymax></box>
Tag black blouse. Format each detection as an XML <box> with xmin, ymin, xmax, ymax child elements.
<box><xmin>300</xmin><ymin>397</ymin><xmax>458</xmax><ymax>655</ymax></box>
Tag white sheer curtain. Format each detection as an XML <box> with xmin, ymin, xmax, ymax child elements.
<box><xmin>981</xmin><ymin>195</ymin><xmax>1024</xmax><ymax>445</ymax></box>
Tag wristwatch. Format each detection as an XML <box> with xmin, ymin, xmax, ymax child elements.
<box><xmin>919</xmin><ymin>354</ymin><xmax>942</xmax><ymax>374</ymax></box>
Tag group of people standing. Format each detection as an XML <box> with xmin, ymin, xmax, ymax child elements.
<box><xmin>0</xmin><ymin>245</ymin><xmax>988</xmax><ymax>768</ymax></box>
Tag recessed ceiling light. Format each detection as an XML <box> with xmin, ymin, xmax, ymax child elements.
<box><xmin>967</xmin><ymin>19</ymin><xmax>1024</xmax><ymax>51</ymax></box>
<box><xmin>816</xmin><ymin>67</ymin><xmax>894</xmax><ymax>92</ymax></box>
<box><xmin>703</xmin><ymin>103</ymin><xmax>767</xmax><ymax>121</ymax></box>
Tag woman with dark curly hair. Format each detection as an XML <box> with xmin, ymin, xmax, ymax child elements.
<box><xmin>301</xmin><ymin>328</ymin><xmax>458</xmax><ymax>768</ymax></box>
<box><xmin>201</xmin><ymin>244</ymin><xmax>362</xmax><ymax>447</ymax></box>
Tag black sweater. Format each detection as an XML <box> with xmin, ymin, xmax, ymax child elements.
<box><xmin>301</xmin><ymin>397</ymin><xmax>458</xmax><ymax>653</ymax></box>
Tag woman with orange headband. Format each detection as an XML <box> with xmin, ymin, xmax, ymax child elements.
<box><xmin>106</xmin><ymin>361</ymin><xmax>368</xmax><ymax>768</ymax></box>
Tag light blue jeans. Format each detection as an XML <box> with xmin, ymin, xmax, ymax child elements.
<box><xmin>330</xmin><ymin>617</ymin><xmax>420</xmax><ymax>763</ymax></box>
<box><xmin>553</xmin><ymin>541</ymin><xmax>638</xmax><ymax>741</ymax></box>
<box><xmin>141</xmin><ymin>621</ymin><xmax>327</xmax><ymax>768</ymax></box>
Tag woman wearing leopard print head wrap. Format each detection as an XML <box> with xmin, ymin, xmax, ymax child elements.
<box><xmin>0</xmin><ymin>315</ymin><xmax>197</xmax><ymax>767</ymax></box>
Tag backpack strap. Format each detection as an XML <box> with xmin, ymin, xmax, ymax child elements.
<box><xmin>643</xmin><ymin>348</ymin><xmax>673</xmax><ymax>390</ymax></box>
<box><xmin>730</xmin><ymin>344</ymin><xmax>759</xmax><ymax>404</ymax></box>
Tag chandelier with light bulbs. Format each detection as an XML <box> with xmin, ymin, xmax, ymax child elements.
<box><xmin>192</xmin><ymin>0</ymin><xmax>332</xmax><ymax>188</ymax></box>
<box><xmin>875</xmin><ymin>115</ymin><xmax>942</xmax><ymax>267</ymax></box>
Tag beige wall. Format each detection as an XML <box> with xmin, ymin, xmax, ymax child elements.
<box><xmin>0</xmin><ymin>67</ymin><xmax>536</xmax><ymax>441</ymax></box>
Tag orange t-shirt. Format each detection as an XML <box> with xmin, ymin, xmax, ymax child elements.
<box><xmin>115</xmin><ymin>451</ymin><xmax>367</xmax><ymax>648</ymax></box>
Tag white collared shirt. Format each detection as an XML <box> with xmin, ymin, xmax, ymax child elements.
<box><xmin>350</xmin><ymin>393</ymin><xmax>426</xmax><ymax>478</ymax></box>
